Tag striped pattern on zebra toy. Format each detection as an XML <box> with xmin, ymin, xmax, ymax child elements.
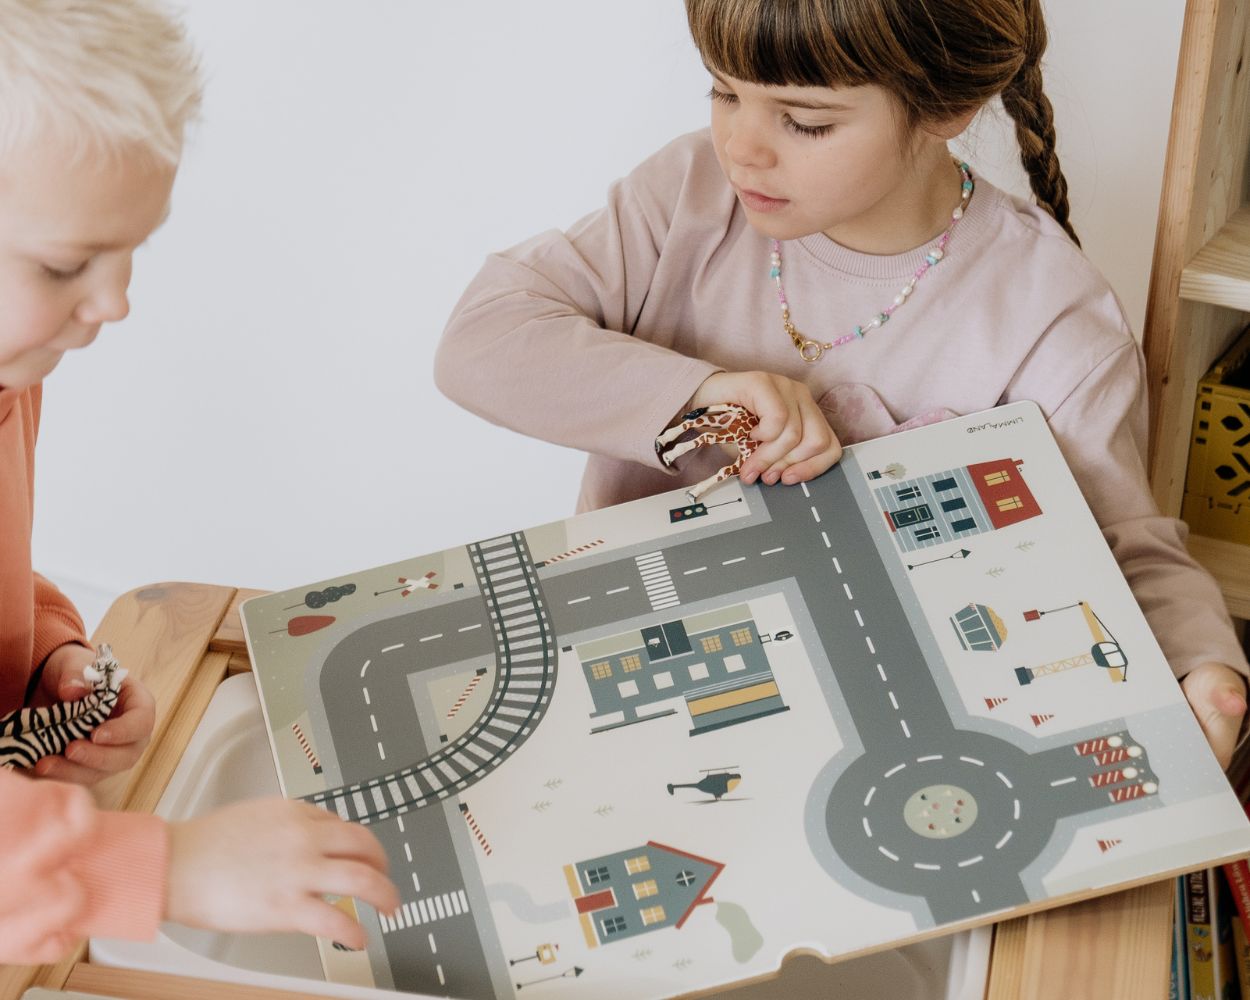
<box><xmin>0</xmin><ymin>644</ymin><xmax>127</xmax><ymax>770</ymax></box>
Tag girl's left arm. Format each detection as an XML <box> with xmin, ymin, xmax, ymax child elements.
<box><xmin>1041</xmin><ymin>340</ymin><xmax>1247</xmax><ymax>680</ymax></box>
<box><xmin>1015</xmin><ymin>332</ymin><xmax>1246</xmax><ymax>765</ymax></box>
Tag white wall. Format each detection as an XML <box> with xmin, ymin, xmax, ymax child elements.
<box><xmin>32</xmin><ymin>1</ymin><xmax>1185</xmax><ymax>630</ymax></box>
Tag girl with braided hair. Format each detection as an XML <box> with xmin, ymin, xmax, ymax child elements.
<box><xmin>436</xmin><ymin>0</ymin><xmax>1248</xmax><ymax>763</ymax></box>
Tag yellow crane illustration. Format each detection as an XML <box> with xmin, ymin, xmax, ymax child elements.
<box><xmin>1014</xmin><ymin>602</ymin><xmax>1126</xmax><ymax>686</ymax></box>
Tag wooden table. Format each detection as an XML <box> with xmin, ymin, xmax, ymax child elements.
<box><xmin>0</xmin><ymin>583</ymin><xmax>1175</xmax><ymax>1000</ymax></box>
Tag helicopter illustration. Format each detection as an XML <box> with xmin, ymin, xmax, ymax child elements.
<box><xmin>666</xmin><ymin>766</ymin><xmax>743</xmax><ymax>802</ymax></box>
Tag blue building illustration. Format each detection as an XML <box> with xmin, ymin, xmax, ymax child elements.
<box><xmin>872</xmin><ymin>458</ymin><xmax>1042</xmax><ymax>553</ymax></box>
<box><xmin>564</xmin><ymin>841</ymin><xmax>724</xmax><ymax>948</ymax></box>
<box><xmin>578</xmin><ymin>607</ymin><xmax>789</xmax><ymax>736</ymax></box>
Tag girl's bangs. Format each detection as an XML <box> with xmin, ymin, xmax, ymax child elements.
<box><xmin>685</xmin><ymin>0</ymin><xmax>869</xmax><ymax>89</ymax></box>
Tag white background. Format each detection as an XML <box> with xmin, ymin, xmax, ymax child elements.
<box><xmin>30</xmin><ymin>1</ymin><xmax>1185</xmax><ymax>630</ymax></box>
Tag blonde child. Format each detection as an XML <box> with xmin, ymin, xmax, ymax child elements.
<box><xmin>436</xmin><ymin>0</ymin><xmax>1249</xmax><ymax>765</ymax></box>
<box><xmin>0</xmin><ymin>0</ymin><xmax>398</xmax><ymax>962</ymax></box>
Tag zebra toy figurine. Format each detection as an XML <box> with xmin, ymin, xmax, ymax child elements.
<box><xmin>0</xmin><ymin>644</ymin><xmax>127</xmax><ymax>770</ymax></box>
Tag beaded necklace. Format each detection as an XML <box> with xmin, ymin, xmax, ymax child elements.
<box><xmin>770</xmin><ymin>160</ymin><xmax>974</xmax><ymax>362</ymax></box>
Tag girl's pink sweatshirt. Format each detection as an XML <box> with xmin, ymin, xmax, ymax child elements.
<box><xmin>0</xmin><ymin>382</ymin><xmax>166</xmax><ymax>962</ymax></box>
<box><xmin>436</xmin><ymin>129</ymin><xmax>1248</xmax><ymax>681</ymax></box>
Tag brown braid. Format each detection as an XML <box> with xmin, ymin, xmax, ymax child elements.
<box><xmin>1001</xmin><ymin>63</ymin><xmax>1081</xmax><ymax>246</ymax></box>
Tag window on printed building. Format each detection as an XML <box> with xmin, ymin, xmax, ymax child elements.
<box><xmin>700</xmin><ymin>635</ymin><xmax>723</xmax><ymax>653</ymax></box>
<box><xmin>626</xmin><ymin>855</ymin><xmax>652</xmax><ymax>874</ymax></box>
<box><xmin>590</xmin><ymin>661</ymin><xmax>612</xmax><ymax>680</ymax></box>
<box><xmin>633</xmin><ymin>879</ymin><xmax>659</xmax><ymax>899</ymax></box>
<box><xmin>601</xmin><ymin>915</ymin><xmax>627</xmax><ymax>936</ymax></box>
<box><xmin>641</xmin><ymin>905</ymin><xmax>667</xmax><ymax>926</ymax></box>
<box><xmin>585</xmin><ymin>865</ymin><xmax>611</xmax><ymax>885</ymax></box>
<box><xmin>620</xmin><ymin>654</ymin><xmax>642</xmax><ymax>672</ymax></box>
<box><xmin>730</xmin><ymin>627</ymin><xmax>754</xmax><ymax>646</ymax></box>
<box><xmin>675</xmin><ymin>870</ymin><xmax>696</xmax><ymax>887</ymax></box>
<box><xmin>895</xmin><ymin>486</ymin><xmax>922</xmax><ymax>501</ymax></box>
<box><xmin>941</xmin><ymin>497</ymin><xmax>966</xmax><ymax>512</ymax></box>
<box><xmin>995</xmin><ymin>496</ymin><xmax>1023</xmax><ymax>512</ymax></box>
<box><xmin>983</xmin><ymin>470</ymin><xmax>1011</xmax><ymax>485</ymax></box>
<box><xmin>914</xmin><ymin>526</ymin><xmax>940</xmax><ymax>541</ymax></box>
<box><xmin>951</xmin><ymin>517</ymin><xmax>977</xmax><ymax>532</ymax></box>
<box><xmin>933</xmin><ymin>477</ymin><xmax>957</xmax><ymax>491</ymax></box>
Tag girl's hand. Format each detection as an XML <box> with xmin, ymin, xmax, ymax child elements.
<box><xmin>167</xmin><ymin>798</ymin><xmax>401</xmax><ymax>949</ymax></box>
<box><xmin>687</xmin><ymin>371</ymin><xmax>842</xmax><ymax>485</ymax></box>
<box><xmin>1181</xmin><ymin>661</ymin><xmax>1248</xmax><ymax>769</ymax></box>
<box><xmin>30</xmin><ymin>643</ymin><xmax>155</xmax><ymax>785</ymax></box>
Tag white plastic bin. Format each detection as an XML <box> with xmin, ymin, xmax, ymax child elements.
<box><xmin>90</xmin><ymin>674</ymin><xmax>991</xmax><ymax>999</ymax></box>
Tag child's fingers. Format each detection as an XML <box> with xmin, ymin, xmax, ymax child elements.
<box><xmin>308</xmin><ymin>860</ymin><xmax>401</xmax><ymax>918</ymax></box>
<box><xmin>293</xmin><ymin>898</ymin><xmax>368</xmax><ymax>950</ymax></box>
<box><xmin>92</xmin><ymin>678</ymin><xmax>156</xmax><ymax>747</ymax></box>
<box><xmin>1182</xmin><ymin>663</ymin><xmax>1247</xmax><ymax>769</ymax></box>
<box><xmin>779</xmin><ymin>445</ymin><xmax>844</xmax><ymax>485</ymax></box>
<box><xmin>31</xmin><ymin>750</ymin><xmax>106</xmax><ymax>786</ymax></box>
<box><xmin>737</xmin><ymin>378</ymin><xmax>798</xmax><ymax>481</ymax></box>
<box><xmin>56</xmin><ymin>676</ymin><xmax>90</xmax><ymax>702</ymax></box>
<box><xmin>1200</xmin><ymin>706</ymin><xmax>1242</xmax><ymax>770</ymax></box>
<box><xmin>747</xmin><ymin>386</ymin><xmax>798</xmax><ymax>446</ymax></box>
<box><xmin>742</xmin><ymin>404</ymin><xmax>803</xmax><ymax>483</ymax></box>
<box><xmin>90</xmin><ymin>707</ymin><xmax>154</xmax><ymax>751</ymax></box>
<box><xmin>759</xmin><ymin>398</ymin><xmax>839</xmax><ymax>485</ymax></box>
<box><xmin>63</xmin><ymin>736</ymin><xmax>146</xmax><ymax>777</ymax></box>
<box><xmin>316</xmin><ymin>819</ymin><xmax>392</xmax><ymax>872</ymax></box>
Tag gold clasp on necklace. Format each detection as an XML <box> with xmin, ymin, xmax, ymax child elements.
<box><xmin>799</xmin><ymin>340</ymin><xmax>824</xmax><ymax>363</ymax></box>
<box><xmin>783</xmin><ymin>314</ymin><xmax>829</xmax><ymax>363</ymax></box>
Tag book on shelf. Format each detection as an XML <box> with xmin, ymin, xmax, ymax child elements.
<box><xmin>1185</xmin><ymin>867</ymin><xmax>1240</xmax><ymax>1000</ymax></box>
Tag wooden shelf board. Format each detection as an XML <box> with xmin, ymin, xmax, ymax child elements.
<box><xmin>1187</xmin><ymin>532</ymin><xmax>1250</xmax><ymax>619</ymax></box>
<box><xmin>1181</xmin><ymin>205</ymin><xmax>1250</xmax><ymax>311</ymax></box>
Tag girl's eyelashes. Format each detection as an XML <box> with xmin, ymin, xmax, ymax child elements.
<box><xmin>41</xmin><ymin>261</ymin><xmax>88</xmax><ymax>281</ymax></box>
<box><xmin>784</xmin><ymin>115</ymin><xmax>835</xmax><ymax>139</ymax></box>
<box><xmin>707</xmin><ymin>86</ymin><xmax>835</xmax><ymax>139</ymax></box>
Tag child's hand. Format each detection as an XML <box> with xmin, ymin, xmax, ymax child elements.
<box><xmin>1181</xmin><ymin>661</ymin><xmax>1248</xmax><ymax>769</ymax></box>
<box><xmin>30</xmin><ymin>642</ymin><xmax>155</xmax><ymax>785</ymax></box>
<box><xmin>167</xmin><ymin>798</ymin><xmax>401</xmax><ymax>948</ymax></box>
<box><xmin>686</xmin><ymin>371</ymin><xmax>842</xmax><ymax>485</ymax></box>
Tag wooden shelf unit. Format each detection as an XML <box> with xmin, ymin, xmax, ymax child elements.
<box><xmin>1144</xmin><ymin>0</ymin><xmax>1250</xmax><ymax>614</ymax></box>
<box><xmin>1181</xmin><ymin>203</ymin><xmax>1250</xmax><ymax>311</ymax></box>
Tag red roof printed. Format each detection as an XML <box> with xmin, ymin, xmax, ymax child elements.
<box><xmin>646</xmin><ymin>841</ymin><xmax>726</xmax><ymax>929</ymax></box>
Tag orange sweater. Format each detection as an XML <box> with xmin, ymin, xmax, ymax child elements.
<box><xmin>0</xmin><ymin>383</ymin><xmax>167</xmax><ymax>960</ymax></box>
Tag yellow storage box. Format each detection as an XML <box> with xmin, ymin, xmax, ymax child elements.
<box><xmin>1183</xmin><ymin>324</ymin><xmax>1250</xmax><ymax>544</ymax></box>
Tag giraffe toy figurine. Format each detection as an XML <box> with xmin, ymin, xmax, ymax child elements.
<box><xmin>0</xmin><ymin>644</ymin><xmax>127</xmax><ymax>770</ymax></box>
<box><xmin>654</xmin><ymin>403</ymin><xmax>762</xmax><ymax>501</ymax></box>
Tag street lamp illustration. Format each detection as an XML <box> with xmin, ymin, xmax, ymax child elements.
<box><xmin>516</xmin><ymin>966</ymin><xmax>583</xmax><ymax>990</ymax></box>
<box><xmin>907</xmin><ymin>548</ymin><xmax>971</xmax><ymax>571</ymax></box>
